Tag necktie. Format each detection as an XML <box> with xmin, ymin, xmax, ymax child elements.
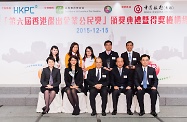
<box><xmin>128</xmin><ymin>52</ymin><xmax>132</xmax><ymax>61</ymax></box>
<box><xmin>119</xmin><ymin>68</ymin><xmax>122</xmax><ymax>76</ymax></box>
<box><xmin>97</xmin><ymin>69</ymin><xmax>100</xmax><ymax>81</ymax></box>
<box><xmin>49</xmin><ymin>71</ymin><xmax>53</xmax><ymax>85</ymax></box>
<box><xmin>143</xmin><ymin>68</ymin><xmax>147</xmax><ymax>89</ymax></box>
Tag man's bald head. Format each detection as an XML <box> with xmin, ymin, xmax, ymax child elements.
<box><xmin>116</xmin><ymin>57</ymin><xmax>124</xmax><ymax>68</ymax></box>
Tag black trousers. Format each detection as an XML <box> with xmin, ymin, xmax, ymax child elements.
<box><xmin>89</xmin><ymin>87</ymin><xmax>108</xmax><ymax>112</ymax></box>
<box><xmin>84</xmin><ymin>79</ymin><xmax>88</xmax><ymax>95</ymax></box>
<box><xmin>136</xmin><ymin>87</ymin><xmax>158</xmax><ymax>112</ymax></box>
<box><xmin>112</xmin><ymin>88</ymin><xmax>133</xmax><ymax>111</ymax></box>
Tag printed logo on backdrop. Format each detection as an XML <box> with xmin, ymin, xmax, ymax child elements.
<box><xmin>13</xmin><ymin>5</ymin><xmax>37</xmax><ymax>14</ymax></box>
<box><xmin>134</xmin><ymin>5</ymin><xmax>142</xmax><ymax>14</ymax></box>
<box><xmin>143</xmin><ymin>4</ymin><xmax>174</xmax><ymax>13</ymax></box>
<box><xmin>56</xmin><ymin>6</ymin><xmax>64</xmax><ymax>14</ymax></box>
<box><xmin>104</xmin><ymin>6</ymin><xmax>112</xmax><ymax>13</ymax></box>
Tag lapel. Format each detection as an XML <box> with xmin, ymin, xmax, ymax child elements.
<box><xmin>147</xmin><ymin>66</ymin><xmax>150</xmax><ymax>82</ymax></box>
<box><xmin>140</xmin><ymin>67</ymin><xmax>144</xmax><ymax>81</ymax></box>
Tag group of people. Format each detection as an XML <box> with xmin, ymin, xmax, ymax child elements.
<box><xmin>40</xmin><ymin>40</ymin><xmax>158</xmax><ymax>117</ymax></box>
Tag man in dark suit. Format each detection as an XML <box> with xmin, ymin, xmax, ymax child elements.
<box><xmin>87</xmin><ymin>57</ymin><xmax>109</xmax><ymax>116</ymax></box>
<box><xmin>121</xmin><ymin>41</ymin><xmax>140</xmax><ymax>93</ymax></box>
<box><xmin>135</xmin><ymin>54</ymin><xmax>158</xmax><ymax>116</ymax></box>
<box><xmin>99</xmin><ymin>40</ymin><xmax>119</xmax><ymax>71</ymax></box>
<box><xmin>111</xmin><ymin>57</ymin><xmax>133</xmax><ymax>115</ymax></box>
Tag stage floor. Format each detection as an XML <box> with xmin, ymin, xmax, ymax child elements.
<box><xmin>0</xmin><ymin>106</ymin><xmax>186</xmax><ymax>122</ymax></box>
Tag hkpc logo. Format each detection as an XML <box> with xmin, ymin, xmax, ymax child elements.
<box><xmin>148</xmin><ymin>61</ymin><xmax>160</xmax><ymax>75</ymax></box>
<box><xmin>13</xmin><ymin>5</ymin><xmax>38</xmax><ymax>14</ymax></box>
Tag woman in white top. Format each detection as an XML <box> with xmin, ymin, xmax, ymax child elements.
<box><xmin>49</xmin><ymin>45</ymin><xmax>62</xmax><ymax>69</ymax></box>
<box><xmin>82</xmin><ymin>46</ymin><xmax>96</xmax><ymax>95</ymax></box>
<box><xmin>38</xmin><ymin>46</ymin><xmax>62</xmax><ymax>79</ymax></box>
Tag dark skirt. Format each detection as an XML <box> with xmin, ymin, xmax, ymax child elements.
<box><xmin>40</xmin><ymin>86</ymin><xmax>59</xmax><ymax>94</ymax></box>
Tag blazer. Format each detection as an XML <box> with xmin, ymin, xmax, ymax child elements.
<box><xmin>87</xmin><ymin>68</ymin><xmax>109</xmax><ymax>87</ymax></box>
<box><xmin>64</xmin><ymin>67</ymin><xmax>83</xmax><ymax>88</ymax></box>
<box><xmin>99</xmin><ymin>51</ymin><xmax>119</xmax><ymax>68</ymax></box>
<box><xmin>40</xmin><ymin>67</ymin><xmax>61</xmax><ymax>87</ymax></box>
<box><xmin>134</xmin><ymin>66</ymin><xmax>158</xmax><ymax>88</ymax></box>
<box><xmin>121</xmin><ymin>51</ymin><xmax>140</xmax><ymax>68</ymax></box>
<box><xmin>111</xmin><ymin>67</ymin><xmax>132</xmax><ymax>88</ymax></box>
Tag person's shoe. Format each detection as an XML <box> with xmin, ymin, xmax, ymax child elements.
<box><xmin>42</xmin><ymin>106</ymin><xmax>46</xmax><ymax>112</ymax></box>
<box><xmin>91</xmin><ymin>110</ymin><xmax>97</xmax><ymax>116</ymax></box>
<box><xmin>112</xmin><ymin>110</ymin><xmax>117</xmax><ymax>115</ymax></box>
<box><xmin>102</xmin><ymin>111</ymin><xmax>106</xmax><ymax>116</ymax></box>
<box><xmin>127</xmin><ymin>110</ymin><xmax>133</xmax><ymax>115</ymax></box>
<box><xmin>72</xmin><ymin>108</ymin><xmax>76</xmax><ymax>115</ymax></box>
<box><xmin>139</xmin><ymin>110</ymin><xmax>145</xmax><ymax>116</ymax></box>
<box><xmin>75</xmin><ymin>106</ymin><xmax>80</xmax><ymax>115</ymax></box>
<box><xmin>151</xmin><ymin>111</ymin><xmax>157</xmax><ymax>117</ymax></box>
<box><xmin>42</xmin><ymin>108</ymin><xmax>50</xmax><ymax>114</ymax></box>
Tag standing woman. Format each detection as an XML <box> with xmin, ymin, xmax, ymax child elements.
<box><xmin>65</xmin><ymin>42</ymin><xmax>82</xmax><ymax>68</ymax></box>
<box><xmin>64</xmin><ymin>55</ymin><xmax>84</xmax><ymax>115</ymax></box>
<box><xmin>40</xmin><ymin>57</ymin><xmax>61</xmax><ymax>114</ymax></box>
<box><xmin>82</xmin><ymin>46</ymin><xmax>96</xmax><ymax>95</ymax></box>
<box><xmin>49</xmin><ymin>45</ymin><xmax>62</xmax><ymax>69</ymax></box>
<box><xmin>38</xmin><ymin>45</ymin><xmax>61</xmax><ymax>79</ymax></box>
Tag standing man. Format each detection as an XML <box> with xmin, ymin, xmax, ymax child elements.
<box><xmin>135</xmin><ymin>54</ymin><xmax>158</xmax><ymax>116</ymax></box>
<box><xmin>87</xmin><ymin>57</ymin><xmax>109</xmax><ymax>116</ymax></box>
<box><xmin>111</xmin><ymin>57</ymin><xmax>133</xmax><ymax>115</ymax></box>
<box><xmin>99</xmin><ymin>40</ymin><xmax>119</xmax><ymax>72</ymax></box>
<box><xmin>121</xmin><ymin>41</ymin><xmax>140</xmax><ymax>92</ymax></box>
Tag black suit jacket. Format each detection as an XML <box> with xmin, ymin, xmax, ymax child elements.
<box><xmin>121</xmin><ymin>51</ymin><xmax>140</xmax><ymax>68</ymax></box>
<box><xmin>134</xmin><ymin>66</ymin><xmax>158</xmax><ymax>88</ymax></box>
<box><xmin>99</xmin><ymin>51</ymin><xmax>119</xmax><ymax>68</ymax></box>
<box><xmin>111</xmin><ymin>67</ymin><xmax>132</xmax><ymax>88</ymax></box>
<box><xmin>64</xmin><ymin>67</ymin><xmax>83</xmax><ymax>88</ymax></box>
<box><xmin>87</xmin><ymin>68</ymin><xmax>109</xmax><ymax>87</ymax></box>
<box><xmin>40</xmin><ymin>67</ymin><xmax>61</xmax><ymax>87</ymax></box>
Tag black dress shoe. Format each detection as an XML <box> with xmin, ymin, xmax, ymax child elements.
<box><xmin>139</xmin><ymin>111</ymin><xmax>145</xmax><ymax>116</ymax></box>
<box><xmin>91</xmin><ymin>110</ymin><xmax>97</xmax><ymax>116</ymax></box>
<box><xmin>102</xmin><ymin>111</ymin><xmax>106</xmax><ymax>116</ymax></box>
<box><xmin>112</xmin><ymin>110</ymin><xmax>117</xmax><ymax>115</ymax></box>
<box><xmin>127</xmin><ymin>110</ymin><xmax>133</xmax><ymax>115</ymax></box>
<box><xmin>151</xmin><ymin>111</ymin><xmax>157</xmax><ymax>117</ymax></box>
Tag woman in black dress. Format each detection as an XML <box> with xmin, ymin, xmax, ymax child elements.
<box><xmin>40</xmin><ymin>56</ymin><xmax>61</xmax><ymax>114</ymax></box>
<box><xmin>64</xmin><ymin>55</ymin><xmax>84</xmax><ymax>115</ymax></box>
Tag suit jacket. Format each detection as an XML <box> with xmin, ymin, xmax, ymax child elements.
<box><xmin>40</xmin><ymin>67</ymin><xmax>61</xmax><ymax>87</ymax></box>
<box><xmin>111</xmin><ymin>67</ymin><xmax>132</xmax><ymax>88</ymax></box>
<box><xmin>134</xmin><ymin>66</ymin><xmax>158</xmax><ymax>88</ymax></box>
<box><xmin>121</xmin><ymin>51</ymin><xmax>140</xmax><ymax>68</ymax></box>
<box><xmin>87</xmin><ymin>68</ymin><xmax>109</xmax><ymax>87</ymax></box>
<box><xmin>99</xmin><ymin>51</ymin><xmax>119</xmax><ymax>68</ymax></box>
<box><xmin>64</xmin><ymin>67</ymin><xmax>83</xmax><ymax>88</ymax></box>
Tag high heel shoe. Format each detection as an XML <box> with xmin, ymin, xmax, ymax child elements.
<box><xmin>42</xmin><ymin>108</ymin><xmax>50</xmax><ymax>114</ymax></box>
<box><xmin>42</xmin><ymin>106</ymin><xmax>46</xmax><ymax>112</ymax></box>
<box><xmin>75</xmin><ymin>106</ymin><xmax>80</xmax><ymax>115</ymax></box>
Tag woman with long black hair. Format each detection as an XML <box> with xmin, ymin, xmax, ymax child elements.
<box><xmin>64</xmin><ymin>55</ymin><xmax>84</xmax><ymax>115</ymax></box>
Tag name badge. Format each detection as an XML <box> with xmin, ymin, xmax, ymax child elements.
<box><xmin>123</xmin><ymin>75</ymin><xmax>127</xmax><ymax>78</ymax></box>
<box><xmin>112</xmin><ymin>57</ymin><xmax>116</xmax><ymax>60</ymax></box>
<box><xmin>149</xmin><ymin>75</ymin><xmax>153</xmax><ymax>78</ymax></box>
<box><xmin>102</xmin><ymin>75</ymin><xmax>106</xmax><ymax>78</ymax></box>
<box><xmin>133</xmin><ymin>58</ymin><xmax>136</xmax><ymax>61</ymax></box>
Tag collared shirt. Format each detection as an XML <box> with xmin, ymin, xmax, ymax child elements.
<box><xmin>141</xmin><ymin>66</ymin><xmax>149</xmax><ymax>85</ymax></box>
<box><xmin>96</xmin><ymin>68</ymin><xmax>102</xmax><ymax>80</ymax></box>
<box><xmin>106</xmin><ymin>50</ymin><xmax>111</xmax><ymax>55</ymax></box>
<box><xmin>127</xmin><ymin>51</ymin><xmax>133</xmax><ymax>61</ymax></box>
<box><xmin>117</xmin><ymin>67</ymin><xmax>123</xmax><ymax>75</ymax></box>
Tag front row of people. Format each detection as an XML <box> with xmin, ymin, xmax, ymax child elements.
<box><xmin>40</xmin><ymin>54</ymin><xmax>158</xmax><ymax>117</ymax></box>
